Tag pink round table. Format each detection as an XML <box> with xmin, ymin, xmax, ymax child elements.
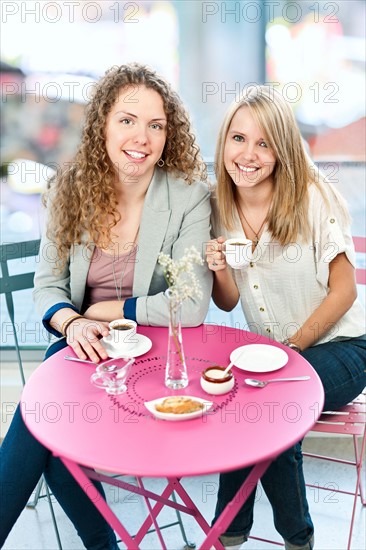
<box><xmin>21</xmin><ymin>325</ymin><xmax>324</xmax><ymax>549</ymax></box>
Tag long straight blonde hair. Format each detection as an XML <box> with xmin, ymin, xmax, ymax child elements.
<box><xmin>215</xmin><ymin>85</ymin><xmax>349</xmax><ymax>244</ymax></box>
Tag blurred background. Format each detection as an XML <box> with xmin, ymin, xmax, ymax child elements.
<box><xmin>1</xmin><ymin>0</ymin><xmax>365</xmax><ymax>349</ymax></box>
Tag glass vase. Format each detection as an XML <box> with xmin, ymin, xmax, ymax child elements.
<box><xmin>165</xmin><ymin>289</ymin><xmax>188</xmax><ymax>389</ymax></box>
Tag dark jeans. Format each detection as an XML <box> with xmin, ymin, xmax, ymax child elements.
<box><xmin>0</xmin><ymin>340</ymin><xmax>119</xmax><ymax>550</ymax></box>
<box><xmin>213</xmin><ymin>336</ymin><xmax>366</xmax><ymax>548</ymax></box>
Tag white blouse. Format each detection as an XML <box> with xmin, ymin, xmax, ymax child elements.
<box><xmin>212</xmin><ymin>184</ymin><xmax>366</xmax><ymax>345</ymax></box>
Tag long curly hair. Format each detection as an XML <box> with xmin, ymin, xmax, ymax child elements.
<box><xmin>215</xmin><ymin>85</ymin><xmax>349</xmax><ymax>244</ymax></box>
<box><xmin>44</xmin><ymin>63</ymin><xmax>206</xmax><ymax>266</ymax></box>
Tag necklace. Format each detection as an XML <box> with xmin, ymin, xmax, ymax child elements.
<box><xmin>111</xmin><ymin>227</ymin><xmax>140</xmax><ymax>301</ymax></box>
<box><xmin>237</xmin><ymin>202</ymin><xmax>268</xmax><ymax>247</ymax></box>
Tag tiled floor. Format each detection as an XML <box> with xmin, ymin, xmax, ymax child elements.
<box><xmin>2</xmin><ymin>438</ymin><xmax>365</xmax><ymax>550</ymax></box>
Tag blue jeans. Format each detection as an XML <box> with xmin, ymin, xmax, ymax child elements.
<box><xmin>213</xmin><ymin>335</ymin><xmax>366</xmax><ymax>548</ymax></box>
<box><xmin>0</xmin><ymin>340</ymin><xmax>119</xmax><ymax>550</ymax></box>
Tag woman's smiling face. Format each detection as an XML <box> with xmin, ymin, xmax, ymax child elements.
<box><xmin>224</xmin><ymin>106</ymin><xmax>277</xmax><ymax>192</ymax></box>
<box><xmin>105</xmin><ymin>85</ymin><xmax>167</xmax><ymax>186</ymax></box>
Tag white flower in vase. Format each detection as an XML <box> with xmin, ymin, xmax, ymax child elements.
<box><xmin>158</xmin><ymin>246</ymin><xmax>204</xmax><ymax>389</ymax></box>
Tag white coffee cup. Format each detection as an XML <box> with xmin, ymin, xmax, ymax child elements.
<box><xmin>223</xmin><ymin>238</ymin><xmax>253</xmax><ymax>269</ymax></box>
<box><xmin>104</xmin><ymin>319</ymin><xmax>138</xmax><ymax>351</ymax></box>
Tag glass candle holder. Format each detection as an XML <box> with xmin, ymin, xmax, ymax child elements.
<box><xmin>90</xmin><ymin>357</ymin><xmax>135</xmax><ymax>395</ymax></box>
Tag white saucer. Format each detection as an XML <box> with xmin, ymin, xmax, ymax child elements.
<box><xmin>102</xmin><ymin>334</ymin><xmax>152</xmax><ymax>359</ymax></box>
<box><xmin>230</xmin><ymin>344</ymin><xmax>288</xmax><ymax>373</ymax></box>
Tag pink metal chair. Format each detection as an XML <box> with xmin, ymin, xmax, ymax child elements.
<box><xmin>353</xmin><ymin>236</ymin><xmax>366</xmax><ymax>285</ymax></box>
<box><xmin>303</xmin><ymin>235</ymin><xmax>366</xmax><ymax>550</ymax></box>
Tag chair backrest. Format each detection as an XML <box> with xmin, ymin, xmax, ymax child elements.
<box><xmin>0</xmin><ymin>239</ymin><xmax>41</xmax><ymax>385</ymax></box>
<box><xmin>353</xmin><ymin>236</ymin><xmax>366</xmax><ymax>286</ymax></box>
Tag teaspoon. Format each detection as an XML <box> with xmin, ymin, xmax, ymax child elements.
<box><xmin>64</xmin><ymin>355</ymin><xmax>97</xmax><ymax>364</ymax></box>
<box><xmin>221</xmin><ymin>347</ymin><xmax>247</xmax><ymax>377</ymax></box>
<box><xmin>244</xmin><ymin>376</ymin><xmax>310</xmax><ymax>388</ymax></box>
<box><xmin>64</xmin><ymin>355</ymin><xmax>116</xmax><ymax>370</ymax></box>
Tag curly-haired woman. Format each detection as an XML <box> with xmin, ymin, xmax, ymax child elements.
<box><xmin>0</xmin><ymin>64</ymin><xmax>212</xmax><ymax>549</ymax></box>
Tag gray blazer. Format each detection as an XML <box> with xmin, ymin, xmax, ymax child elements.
<box><xmin>33</xmin><ymin>168</ymin><xmax>213</xmax><ymax>332</ymax></box>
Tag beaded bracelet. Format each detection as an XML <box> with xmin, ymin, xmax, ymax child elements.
<box><xmin>61</xmin><ymin>314</ymin><xmax>83</xmax><ymax>337</ymax></box>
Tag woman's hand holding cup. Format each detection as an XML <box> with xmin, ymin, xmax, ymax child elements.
<box><xmin>65</xmin><ymin>318</ymin><xmax>110</xmax><ymax>363</ymax></box>
<box><xmin>207</xmin><ymin>237</ymin><xmax>254</xmax><ymax>272</ymax></box>
<box><xmin>206</xmin><ymin>237</ymin><xmax>227</xmax><ymax>271</ymax></box>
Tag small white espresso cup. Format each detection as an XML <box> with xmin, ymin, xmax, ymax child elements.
<box><xmin>223</xmin><ymin>238</ymin><xmax>253</xmax><ymax>269</ymax></box>
<box><xmin>104</xmin><ymin>319</ymin><xmax>138</xmax><ymax>351</ymax></box>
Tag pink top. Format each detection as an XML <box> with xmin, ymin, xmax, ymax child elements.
<box><xmin>82</xmin><ymin>245</ymin><xmax>137</xmax><ymax>309</ymax></box>
<box><xmin>21</xmin><ymin>325</ymin><xmax>324</xmax><ymax>478</ymax></box>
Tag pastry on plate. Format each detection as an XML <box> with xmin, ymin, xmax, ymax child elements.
<box><xmin>155</xmin><ymin>396</ymin><xmax>204</xmax><ymax>414</ymax></box>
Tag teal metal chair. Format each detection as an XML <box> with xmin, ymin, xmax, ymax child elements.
<box><xmin>0</xmin><ymin>239</ymin><xmax>63</xmax><ymax>549</ymax></box>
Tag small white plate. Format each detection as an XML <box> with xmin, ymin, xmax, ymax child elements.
<box><xmin>144</xmin><ymin>396</ymin><xmax>213</xmax><ymax>421</ymax></box>
<box><xmin>102</xmin><ymin>333</ymin><xmax>152</xmax><ymax>359</ymax></box>
<box><xmin>230</xmin><ymin>344</ymin><xmax>288</xmax><ymax>373</ymax></box>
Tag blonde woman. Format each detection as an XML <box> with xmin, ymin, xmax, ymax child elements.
<box><xmin>206</xmin><ymin>85</ymin><xmax>365</xmax><ymax>550</ymax></box>
<box><xmin>1</xmin><ymin>64</ymin><xmax>212</xmax><ymax>549</ymax></box>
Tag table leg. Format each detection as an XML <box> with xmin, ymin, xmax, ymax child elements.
<box><xmin>134</xmin><ymin>477</ymin><xmax>221</xmax><ymax>548</ymax></box>
<box><xmin>133</xmin><ymin>478</ymin><xmax>198</xmax><ymax>545</ymax></box>
<box><xmin>197</xmin><ymin>459</ymin><xmax>272</xmax><ymax>550</ymax></box>
<box><xmin>60</xmin><ymin>458</ymin><xmax>202</xmax><ymax>549</ymax></box>
<box><xmin>136</xmin><ymin>477</ymin><xmax>167</xmax><ymax>549</ymax></box>
<box><xmin>86</xmin><ymin>471</ymin><xmax>196</xmax><ymax>545</ymax></box>
<box><xmin>172</xmin><ymin>478</ymin><xmax>221</xmax><ymax>544</ymax></box>
<box><xmin>60</xmin><ymin>455</ymin><xmax>272</xmax><ymax>550</ymax></box>
<box><xmin>60</xmin><ymin>457</ymin><xmax>140</xmax><ymax>549</ymax></box>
